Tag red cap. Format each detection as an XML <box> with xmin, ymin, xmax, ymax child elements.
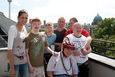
<box><xmin>63</xmin><ymin>40</ymin><xmax>75</xmax><ymax>50</ymax></box>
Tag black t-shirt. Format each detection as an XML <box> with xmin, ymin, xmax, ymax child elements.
<box><xmin>54</xmin><ymin>28</ymin><xmax>66</xmax><ymax>52</ymax></box>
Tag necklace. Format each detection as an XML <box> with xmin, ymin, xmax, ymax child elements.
<box><xmin>60</xmin><ymin>52</ymin><xmax>72</xmax><ymax>71</ymax></box>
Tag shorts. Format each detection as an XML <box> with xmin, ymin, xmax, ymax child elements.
<box><xmin>30</xmin><ymin>66</ymin><xmax>45</xmax><ymax>77</ymax></box>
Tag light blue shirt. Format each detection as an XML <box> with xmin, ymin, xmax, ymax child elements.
<box><xmin>44</xmin><ymin>33</ymin><xmax>56</xmax><ymax>54</ymax></box>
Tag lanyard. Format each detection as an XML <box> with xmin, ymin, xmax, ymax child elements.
<box><xmin>60</xmin><ymin>52</ymin><xmax>73</xmax><ymax>76</ymax></box>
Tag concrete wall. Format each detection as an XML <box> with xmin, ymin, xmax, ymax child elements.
<box><xmin>88</xmin><ymin>53</ymin><xmax>115</xmax><ymax>77</ymax></box>
<box><xmin>0</xmin><ymin>48</ymin><xmax>115</xmax><ymax>77</ymax></box>
<box><xmin>0</xmin><ymin>48</ymin><xmax>9</xmax><ymax>76</ymax></box>
<box><xmin>89</xmin><ymin>60</ymin><xmax>115</xmax><ymax>77</ymax></box>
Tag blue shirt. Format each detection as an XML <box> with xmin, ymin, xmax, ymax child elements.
<box><xmin>44</xmin><ymin>33</ymin><xmax>56</xmax><ymax>54</ymax></box>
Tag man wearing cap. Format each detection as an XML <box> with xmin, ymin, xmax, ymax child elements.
<box><xmin>47</xmin><ymin>40</ymin><xmax>78</xmax><ymax>77</ymax></box>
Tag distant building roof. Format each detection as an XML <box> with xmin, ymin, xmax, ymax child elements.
<box><xmin>0</xmin><ymin>12</ymin><xmax>16</xmax><ymax>47</ymax></box>
<box><xmin>0</xmin><ymin>12</ymin><xmax>16</xmax><ymax>34</ymax></box>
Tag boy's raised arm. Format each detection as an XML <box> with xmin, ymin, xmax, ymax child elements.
<box><xmin>45</xmin><ymin>47</ymin><xmax>59</xmax><ymax>56</ymax></box>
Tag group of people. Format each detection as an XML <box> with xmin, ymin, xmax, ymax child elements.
<box><xmin>8</xmin><ymin>9</ymin><xmax>92</xmax><ymax>77</ymax></box>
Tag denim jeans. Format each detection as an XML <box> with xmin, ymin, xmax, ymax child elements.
<box><xmin>8</xmin><ymin>63</ymin><xmax>29</xmax><ymax>77</ymax></box>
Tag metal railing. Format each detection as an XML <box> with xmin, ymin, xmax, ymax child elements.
<box><xmin>91</xmin><ymin>39</ymin><xmax>115</xmax><ymax>59</ymax></box>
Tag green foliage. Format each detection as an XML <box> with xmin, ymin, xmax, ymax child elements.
<box><xmin>93</xmin><ymin>18</ymin><xmax>115</xmax><ymax>40</ymax></box>
<box><xmin>92</xmin><ymin>18</ymin><xmax>115</xmax><ymax>59</ymax></box>
<box><xmin>91</xmin><ymin>40</ymin><xmax>115</xmax><ymax>59</ymax></box>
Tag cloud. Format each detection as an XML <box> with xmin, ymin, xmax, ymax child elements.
<box><xmin>10</xmin><ymin>0</ymin><xmax>115</xmax><ymax>24</ymax></box>
<box><xmin>27</xmin><ymin>0</ymin><xmax>98</xmax><ymax>23</ymax></box>
<box><xmin>12</xmin><ymin>0</ymin><xmax>20</xmax><ymax>7</ymax></box>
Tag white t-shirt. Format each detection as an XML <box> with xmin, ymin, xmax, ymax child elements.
<box><xmin>47</xmin><ymin>52</ymin><xmax>78</xmax><ymax>75</ymax></box>
<box><xmin>8</xmin><ymin>25</ymin><xmax>27</xmax><ymax>50</ymax></box>
<box><xmin>66</xmin><ymin>34</ymin><xmax>88</xmax><ymax>63</ymax></box>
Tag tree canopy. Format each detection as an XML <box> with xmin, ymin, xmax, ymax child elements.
<box><xmin>93</xmin><ymin>18</ymin><xmax>115</xmax><ymax>41</ymax></box>
<box><xmin>92</xmin><ymin>18</ymin><xmax>115</xmax><ymax>59</ymax></box>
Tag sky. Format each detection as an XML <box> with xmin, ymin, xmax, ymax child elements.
<box><xmin>0</xmin><ymin>0</ymin><xmax>115</xmax><ymax>24</ymax></box>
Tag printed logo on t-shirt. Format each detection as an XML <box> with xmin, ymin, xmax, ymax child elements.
<box><xmin>31</xmin><ymin>37</ymin><xmax>44</xmax><ymax>58</ymax></box>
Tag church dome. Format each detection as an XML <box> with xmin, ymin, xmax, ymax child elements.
<box><xmin>92</xmin><ymin>13</ymin><xmax>102</xmax><ymax>25</ymax></box>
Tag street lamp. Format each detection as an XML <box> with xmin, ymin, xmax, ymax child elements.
<box><xmin>7</xmin><ymin>0</ymin><xmax>12</xmax><ymax>19</ymax></box>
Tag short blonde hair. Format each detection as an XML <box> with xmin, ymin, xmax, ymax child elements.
<box><xmin>73</xmin><ymin>22</ymin><xmax>82</xmax><ymax>27</ymax></box>
<box><xmin>45</xmin><ymin>22</ymin><xmax>53</xmax><ymax>27</ymax></box>
<box><xmin>31</xmin><ymin>18</ymin><xmax>41</xmax><ymax>24</ymax></box>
